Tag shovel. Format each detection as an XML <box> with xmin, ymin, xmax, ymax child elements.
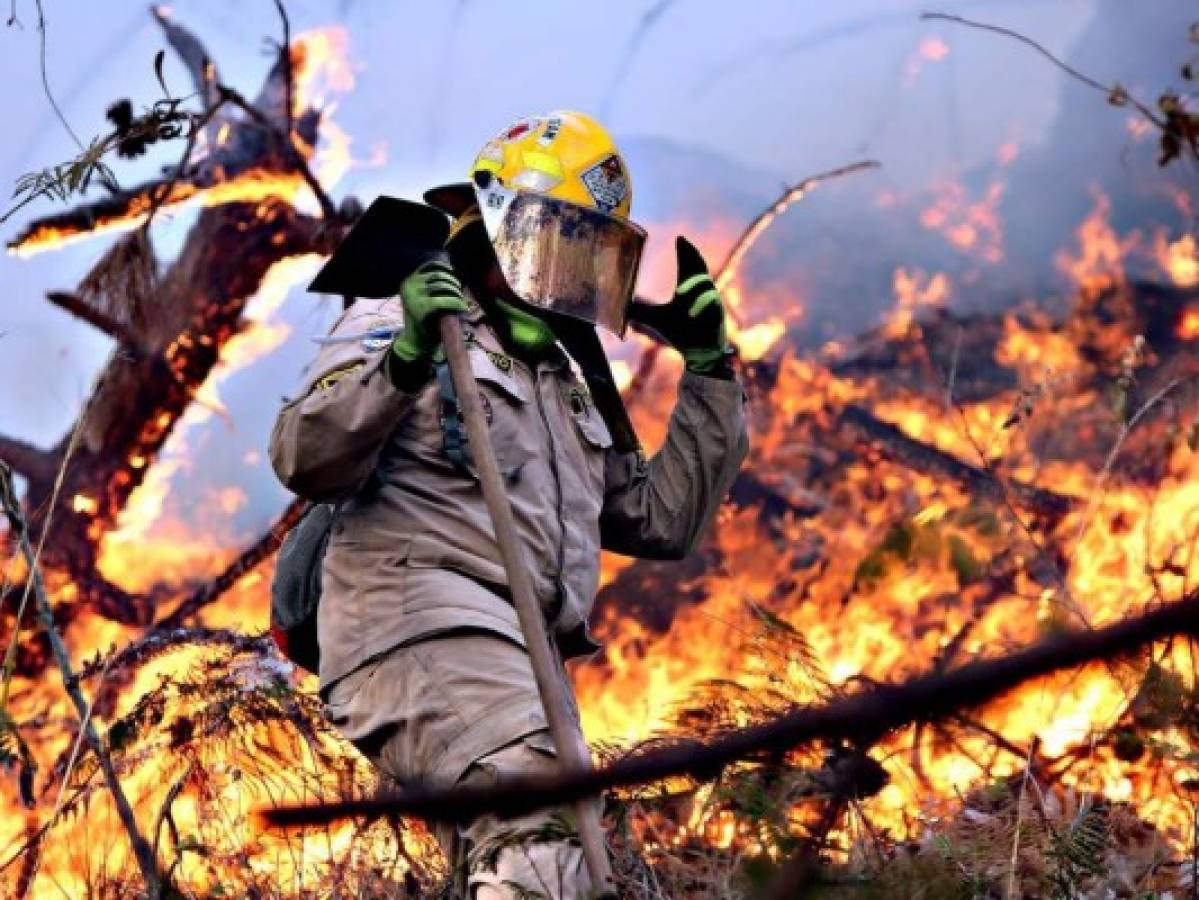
<box><xmin>311</xmin><ymin>197</ymin><xmax>615</xmax><ymax>895</ymax></box>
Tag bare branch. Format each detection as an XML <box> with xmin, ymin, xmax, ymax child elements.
<box><xmin>272</xmin><ymin>0</ymin><xmax>293</xmax><ymax>140</ymax></box>
<box><xmin>0</xmin><ymin>436</ymin><xmax>54</xmax><ymax>484</ymax></box>
<box><xmin>262</xmin><ymin>588</ymin><xmax>1199</xmax><ymax>828</ymax></box>
<box><xmin>32</xmin><ymin>0</ymin><xmax>84</xmax><ymax>151</ymax></box>
<box><xmin>714</xmin><ymin>160</ymin><xmax>880</xmax><ymax>297</ymax></box>
<box><xmin>921</xmin><ymin>12</ymin><xmax>1168</xmax><ymax>131</ymax></box>
<box><xmin>156</xmin><ymin>496</ymin><xmax>308</xmax><ymax>629</ymax></box>
<box><xmin>46</xmin><ymin>291</ymin><xmax>142</xmax><ymax>348</ymax></box>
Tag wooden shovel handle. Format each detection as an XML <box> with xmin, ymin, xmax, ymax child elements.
<box><xmin>438</xmin><ymin>314</ymin><xmax>615</xmax><ymax>894</ymax></box>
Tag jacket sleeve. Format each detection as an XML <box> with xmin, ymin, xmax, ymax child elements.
<box><xmin>269</xmin><ymin>297</ymin><xmax>416</xmax><ymax>502</ymax></box>
<box><xmin>599</xmin><ymin>371</ymin><xmax>750</xmax><ymax>560</ymax></box>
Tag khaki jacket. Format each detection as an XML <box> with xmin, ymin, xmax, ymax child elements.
<box><xmin>269</xmin><ymin>295</ymin><xmax>749</xmax><ymax>687</ymax></box>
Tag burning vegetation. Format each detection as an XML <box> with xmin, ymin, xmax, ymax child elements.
<box><xmin>1</xmin><ymin>7</ymin><xmax>1199</xmax><ymax>899</ymax></box>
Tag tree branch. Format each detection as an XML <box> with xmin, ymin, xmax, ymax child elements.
<box><xmin>921</xmin><ymin>13</ymin><xmax>1168</xmax><ymax>131</ymax></box>
<box><xmin>0</xmin><ymin>435</ymin><xmax>55</xmax><ymax>484</ymax></box>
<box><xmin>842</xmin><ymin>403</ymin><xmax>1074</xmax><ymax>520</ymax></box>
<box><xmin>271</xmin><ymin>0</ymin><xmax>293</xmax><ymax>140</ymax></box>
<box><xmin>624</xmin><ymin>159</ymin><xmax>878</xmax><ymax>399</ymax></box>
<box><xmin>46</xmin><ymin>291</ymin><xmax>142</xmax><ymax>347</ymax></box>
<box><xmin>216</xmin><ymin>84</ymin><xmax>337</xmax><ymax>220</ymax></box>
<box><xmin>262</xmin><ymin>588</ymin><xmax>1199</xmax><ymax>828</ymax></box>
<box><xmin>156</xmin><ymin>496</ymin><xmax>307</xmax><ymax>630</ymax></box>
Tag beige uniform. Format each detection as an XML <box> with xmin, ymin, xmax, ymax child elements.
<box><xmin>269</xmin><ymin>295</ymin><xmax>749</xmax><ymax>897</ymax></box>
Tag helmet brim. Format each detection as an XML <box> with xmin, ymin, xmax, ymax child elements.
<box><xmin>423</xmin><ymin>182</ymin><xmax>476</xmax><ymax>218</ymax></box>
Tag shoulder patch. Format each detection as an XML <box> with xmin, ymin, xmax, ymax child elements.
<box><xmin>312</xmin><ymin>362</ymin><xmax>365</xmax><ymax>392</ymax></box>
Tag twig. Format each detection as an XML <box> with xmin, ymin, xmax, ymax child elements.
<box><xmin>624</xmin><ymin>159</ymin><xmax>878</xmax><ymax>397</ymax></box>
<box><xmin>152</xmin><ymin>761</ymin><xmax>195</xmax><ymax>863</ymax></box>
<box><xmin>263</xmin><ymin>587</ymin><xmax>1199</xmax><ymax>827</ymax></box>
<box><xmin>217</xmin><ymin>84</ymin><xmax>338</xmax><ymax>220</ymax></box>
<box><xmin>0</xmin><ymin>463</ymin><xmax>163</xmax><ymax>896</ymax></box>
<box><xmin>599</xmin><ymin>0</ymin><xmax>676</xmax><ymax>120</ymax></box>
<box><xmin>1069</xmin><ymin>377</ymin><xmax>1185</xmax><ymax>554</ymax></box>
<box><xmin>28</xmin><ymin>650</ymin><xmax>114</xmax><ymax>900</ymax></box>
<box><xmin>32</xmin><ymin>0</ymin><xmax>83</xmax><ymax>151</ymax></box>
<box><xmin>271</xmin><ymin>0</ymin><xmax>293</xmax><ymax>140</ymax></box>
<box><xmin>715</xmin><ymin>160</ymin><xmax>879</xmax><ymax>297</ymax></box>
<box><xmin>921</xmin><ymin>13</ymin><xmax>1168</xmax><ymax>132</ymax></box>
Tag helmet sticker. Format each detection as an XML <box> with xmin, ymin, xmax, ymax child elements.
<box><xmin>580</xmin><ymin>154</ymin><xmax>628</xmax><ymax>214</ymax></box>
<box><xmin>538</xmin><ymin>115</ymin><xmax>562</xmax><ymax>146</ymax></box>
<box><xmin>500</xmin><ymin>119</ymin><xmax>535</xmax><ymax>142</ymax></box>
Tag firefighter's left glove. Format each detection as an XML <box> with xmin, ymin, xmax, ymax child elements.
<box><xmin>628</xmin><ymin>236</ymin><xmax>734</xmax><ymax>378</ymax></box>
<box><xmin>391</xmin><ymin>260</ymin><xmax>470</xmax><ymax>363</ymax></box>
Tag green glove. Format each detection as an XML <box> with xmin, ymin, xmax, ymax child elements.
<box><xmin>627</xmin><ymin>236</ymin><xmax>733</xmax><ymax>376</ymax></box>
<box><xmin>495</xmin><ymin>297</ymin><xmax>556</xmax><ymax>357</ymax></box>
<box><xmin>391</xmin><ymin>260</ymin><xmax>470</xmax><ymax>363</ymax></box>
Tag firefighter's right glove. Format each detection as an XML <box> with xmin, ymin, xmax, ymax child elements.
<box><xmin>628</xmin><ymin>236</ymin><xmax>734</xmax><ymax>378</ymax></box>
<box><xmin>391</xmin><ymin>260</ymin><xmax>470</xmax><ymax>363</ymax></box>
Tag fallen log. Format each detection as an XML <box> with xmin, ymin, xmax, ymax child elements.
<box><xmin>841</xmin><ymin>403</ymin><xmax>1074</xmax><ymax>520</ymax></box>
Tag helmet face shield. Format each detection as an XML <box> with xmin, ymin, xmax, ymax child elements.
<box><xmin>480</xmin><ymin>188</ymin><xmax>645</xmax><ymax>336</ymax></box>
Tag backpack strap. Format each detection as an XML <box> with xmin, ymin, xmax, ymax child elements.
<box><xmin>436</xmin><ymin>360</ymin><xmax>474</xmax><ymax>477</ymax></box>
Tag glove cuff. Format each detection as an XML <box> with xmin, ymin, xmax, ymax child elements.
<box><xmin>387</xmin><ymin>340</ymin><xmax>435</xmax><ymax>392</ymax></box>
<box><xmin>683</xmin><ymin>346</ymin><xmax>737</xmax><ymax>380</ymax></box>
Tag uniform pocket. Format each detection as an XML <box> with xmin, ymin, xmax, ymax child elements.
<box><xmin>562</xmin><ymin>383</ymin><xmax>613</xmax><ymax>451</ymax></box>
<box><xmin>458</xmin><ymin>348</ymin><xmax>534</xmax><ymax>479</ymax></box>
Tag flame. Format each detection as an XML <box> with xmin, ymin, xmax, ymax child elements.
<box><xmin>883</xmin><ymin>267</ymin><xmax>951</xmax><ymax>338</ymax></box>
<box><xmin>8</xmin><ymin>104</ymin><xmax>1199</xmax><ymax>895</ymax></box>
<box><xmin>903</xmin><ymin>36</ymin><xmax>951</xmax><ymax>87</ymax></box>
<box><xmin>97</xmin><ymin>255</ymin><xmax>321</xmax><ymax>592</ymax></box>
<box><xmin>1055</xmin><ymin>190</ymin><xmax>1138</xmax><ymax>299</ymax></box>
<box><xmin>1179</xmin><ymin>306</ymin><xmax>1199</xmax><ymax>341</ymax></box>
<box><xmin>1153</xmin><ymin>231</ymin><xmax>1198</xmax><ymax>288</ymax></box>
<box><xmin>920</xmin><ymin>179</ymin><xmax>1006</xmax><ymax>263</ymax></box>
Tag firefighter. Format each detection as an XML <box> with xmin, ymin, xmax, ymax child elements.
<box><xmin>269</xmin><ymin>111</ymin><xmax>749</xmax><ymax>898</ymax></box>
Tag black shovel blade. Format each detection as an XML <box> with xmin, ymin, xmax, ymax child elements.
<box><xmin>308</xmin><ymin>197</ymin><xmax>451</xmax><ymax>299</ymax></box>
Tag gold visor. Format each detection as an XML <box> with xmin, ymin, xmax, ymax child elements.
<box><xmin>488</xmin><ymin>192</ymin><xmax>646</xmax><ymax>335</ymax></box>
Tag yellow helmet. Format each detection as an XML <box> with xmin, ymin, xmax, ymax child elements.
<box><xmin>426</xmin><ymin>111</ymin><xmax>645</xmax><ymax>335</ymax></box>
<box><xmin>471</xmin><ymin>111</ymin><xmax>633</xmax><ymax>219</ymax></box>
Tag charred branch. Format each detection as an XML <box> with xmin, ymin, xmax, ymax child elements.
<box><xmin>263</xmin><ymin>588</ymin><xmax>1199</xmax><ymax>828</ymax></box>
<box><xmin>157</xmin><ymin>497</ymin><xmax>308</xmax><ymax>630</ymax></box>
<box><xmin>46</xmin><ymin>291</ymin><xmax>142</xmax><ymax>348</ymax></box>
<box><xmin>0</xmin><ymin>435</ymin><xmax>55</xmax><ymax>484</ymax></box>
<box><xmin>151</xmin><ymin>6</ymin><xmax>221</xmax><ymax>113</ymax></box>
<box><xmin>20</xmin><ymin>205</ymin><xmax>337</xmax><ymax>590</ymax></box>
<box><xmin>841</xmin><ymin>403</ymin><xmax>1074</xmax><ymax>520</ymax></box>
<box><xmin>6</xmin><ymin>8</ymin><xmax>346</xmax><ymax>624</ymax></box>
